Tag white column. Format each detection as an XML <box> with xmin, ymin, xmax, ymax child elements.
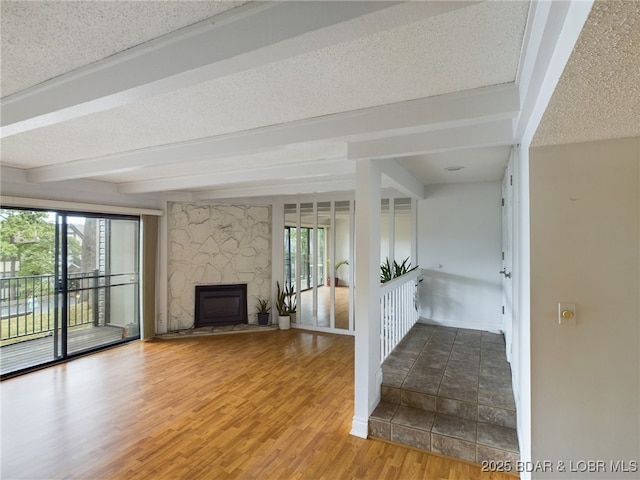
<box><xmin>271</xmin><ymin>200</ymin><xmax>285</xmax><ymax>312</ymax></box>
<box><xmin>351</xmin><ymin>159</ymin><xmax>382</xmax><ymax>438</ymax></box>
<box><xmin>157</xmin><ymin>200</ymin><xmax>169</xmax><ymax>334</ymax></box>
<box><xmin>388</xmin><ymin>197</ymin><xmax>395</xmax><ymax>266</ymax></box>
<box><xmin>411</xmin><ymin>198</ymin><xmax>418</xmax><ymax>267</ymax></box>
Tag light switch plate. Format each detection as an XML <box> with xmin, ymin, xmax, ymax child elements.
<box><xmin>558</xmin><ymin>302</ymin><xmax>576</xmax><ymax>326</ymax></box>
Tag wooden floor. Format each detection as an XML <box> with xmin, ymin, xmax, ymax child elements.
<box><xmin>299</xmin><ymin>286</ymin><xmax>351</xmax><ymax>330</ymax></box>
<box><xmin>1</xmin><ymin>330</ymin><xmax>515</xmax><ymax>479</ymax></box>
<box><xmin>0</xmin><ymin>325</ymin><xmax>127</xmax><ymax>376</ymax></box>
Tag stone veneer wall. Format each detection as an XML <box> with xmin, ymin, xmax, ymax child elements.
<box><xmin>167</xmin><ymin>203</ymin><xmax>271</xmax><ymax>330</ymax></box>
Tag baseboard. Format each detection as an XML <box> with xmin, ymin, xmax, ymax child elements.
<box><xmin>418</xmin><ymin>317</ymin><xmax>502</xmax><ymax>334</ymax></box>
<box><xmin>290</xmin><ymin>323</ymin><xmax>355</xmax><ymax>336</ymax></box>
<box><xmin>350</xmin><ymin>417</ymin><xmax>369</xmax><ymax>439</ymax></box>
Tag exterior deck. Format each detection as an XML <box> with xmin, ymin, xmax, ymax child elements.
<box><xmin>1</xmin><ymin>325</ymin><xmax>126</xmax><ymax>376</ymax></box>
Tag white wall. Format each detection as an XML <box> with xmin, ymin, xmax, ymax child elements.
<box><xmin>417</xmin><ymin>182</ymin><xmax>503</xmax><ymax>331</ymax></box>
<box><xmin>381</xmin><ymin>209</ymin><xmax>412</xmax><ymax>265</ymax></box>
<box><xmin>529</xmin><ymin>137</ymin><xmax>640</xmax><ymax>478</ymax></box>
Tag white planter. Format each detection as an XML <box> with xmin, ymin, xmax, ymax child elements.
<box><xmin>278</xmin><ymin>315</ymin><xmax>291</xmax><ymax>330</ymax></box>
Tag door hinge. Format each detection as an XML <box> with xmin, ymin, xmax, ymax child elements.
<box><xmin>502</xmin><ymin>251</ymin><xmax>505</xmax><ymax>260</ymax></box>
<box><xmin>501</xmin><ymin>198</ymin><xmax>505</xmax><ymax>207</ymax></box>
<box><xmin>502</xmin><ymin>305</ymin><xmax>505</xmax><ymax>315</ymax></box>
<box><xmin>510</xmin><ymin>175</ymin><xmax>513</xmax><ymax>186</ymax></box>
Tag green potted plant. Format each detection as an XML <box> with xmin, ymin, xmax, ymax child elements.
<box><xmin>327</xmin><ymin>259</ymin><xmax>349</xmax><ymax>286</ymax></box>
<box><xmin>256</xmin><ymin>297</ymin><xmax>271</xmax><ymax>326</ymax></box>
<box><xmin>276</xmin><ymin>281</ymin><xmax>291</xmax><ymax>330</ymax></box>
<box><xmin>380</xmin><ymin>257</ymin><xmax>419</xmax><ymax>283</ymax></box>
<box><xmin>286</xmin><ymin>286</ymin><xmax>297</xmax><ymax>324</ymax></box>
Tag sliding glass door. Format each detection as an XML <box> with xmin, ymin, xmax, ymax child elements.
<box><xmin>0</xmin><ymin>208</ymin><xmax>140</xmax><ymax>377</ymax></box>
<box><xmin>65</xmin><ymin>215</ymin><xmax>140</xmax><ymax>355</ymax></box>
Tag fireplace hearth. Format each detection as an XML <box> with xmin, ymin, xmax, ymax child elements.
<box><xmin>194</xmin><ymin>284</ymin><xmax>248</xmax><ymax>327</ymax></box>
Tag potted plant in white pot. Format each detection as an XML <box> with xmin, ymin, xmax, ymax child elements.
<box><xmin>256</xmin><ymin>297</ymin><xmax>271</xmax><ymax>326</ymax></box>
<box><xmin>276</xmin><ymin>281</ymin><xmax>291</xmax><ymax>330</ymax></box>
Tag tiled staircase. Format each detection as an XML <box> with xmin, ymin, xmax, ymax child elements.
<box><xmin>369</xmin><ymin>323</ymin><xmax>519</xmax><ymax>465</ymax></box>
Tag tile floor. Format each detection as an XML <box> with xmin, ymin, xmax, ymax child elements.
<box><xmin>369</xmin><ymin>323</ymin><xmax>519</xmax><ymax>465</ymax></box>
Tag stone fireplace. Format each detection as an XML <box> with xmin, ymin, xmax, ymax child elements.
<box><xmin>194</xmin><ymin>284</ymin><xmax>248</xmax><ymax>327</ymax></box>
<box><xmin>167</xmin><ymin>203</ymin><xmax>271</xmax><ymax>330</ymax></box>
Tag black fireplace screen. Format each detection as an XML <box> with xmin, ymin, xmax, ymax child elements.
<box><xmin>194</xmin><ymin>284</ymin><xmax>248</xmax><ymax>327</ymax></box>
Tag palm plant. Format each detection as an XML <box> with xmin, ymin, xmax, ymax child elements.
<box><xmin>334</xmin><ymin>259</ymin><xmax>349</xmax><ymax>276</ymax></box>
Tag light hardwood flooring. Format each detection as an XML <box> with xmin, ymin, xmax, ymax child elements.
<box><xmin>1</xmin><ymin>330</ymin><xmax>515</xmax><ymax>479</ymax></box>
<box><xmin>299</xmin><ymin>286</ymin><xmax>351</xmax><ymax>330</ymax></box>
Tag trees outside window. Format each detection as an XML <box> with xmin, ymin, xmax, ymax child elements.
<box><xmin>0</xmin><ymin>209</ymin><xmax>56</xmax><ymax>277</ymax></box>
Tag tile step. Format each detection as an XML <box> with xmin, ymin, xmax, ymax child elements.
<box><xmin>369</xmin><ymin>403</ymin><xmax>519</xmax><ymax>465</ymax></box>
<box><xmin>381</xmin><ymin>385</ymin><xmax>517</xmax><ymax>429</ymax></box>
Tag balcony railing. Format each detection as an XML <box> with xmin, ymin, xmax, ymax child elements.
<box><xmin>380</xmin><ymin>269</ymin><xmax>421</xmax><ymax>363</ymax></box>
<box><xmin>0</xmin><ymin>271</ymin><xmax>111</xmax><ymax>344</ymax></box>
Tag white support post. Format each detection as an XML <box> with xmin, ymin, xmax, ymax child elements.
<box><xmin>348</xmin><ymin>199</ymin><xmax>355</xmax><ymax>332</ymax></box>
<box><xmin>330</xmin><ymin>201</ymin><xmax>336</xmax><ymax>329</ymax></box>
<box><xmin>411</xmin><ymin>198</ymin><xmax>418</xmax><ymax>268</ymax></box>
<box><xmin>271</xmin><ymin>200</ymin><xmax>285</xmax><ymax>317</ymax></box>
<box><xmin>388</xmin><ymin>197</ymin><xmax>395</xmax><ymax>267</ymax></box>
<box><xmin>156</xmin><ymin>200</ymin><xmax>169</xmax><ymax>334</ymax></box>
<box><xmin>351</xmin><ymin>159</ymin><xmax>382</xmax><ymax>438</ymax></box>
<box><xmin>312</xmin><ymin>202</ymin><xmax>318</xmax><ymax>323</ymax></box>
<box><xmin>295</xmin><ymin>203</ymin><xmax>301</xmax><ymax>316</ymax></box>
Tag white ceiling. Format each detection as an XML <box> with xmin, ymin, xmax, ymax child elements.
<box><xmin>0</xmin><ymin>1</ymin><xmax>248</xmax><ymax>96</ymax></box>
<box><xmin>532</xmin><ymin>1</ymin><xmax>640</xmax><ymax>146</ymax></box>
<box><xmin>2</xmin><ymin>1</ymin><xmax>633</xmax><ymax>202</ymax></box>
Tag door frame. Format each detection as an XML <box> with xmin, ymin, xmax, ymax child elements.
<box><xmin>0</xmin><ymin>207</ymin><xmax>141</xmax><ymax>378</ymax></box>
<box><xmin>501</xmin><ymin>152</ymin><xmax>515</xmax><ymax>363</ymax></box>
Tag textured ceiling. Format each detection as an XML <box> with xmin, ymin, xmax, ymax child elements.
<box><xmin>533</xmin><ymin>0</ymin><xmax>640</xmax><ymax>146</ymax></box>
<box><xmin>7</xmin><ymin>0</ymin><xmax>623</xmax><ymax>200</ymax></box>
<box><xmin>400</xmin><ymin>146</ymin><xmax>512</xmax><ymax>185</ymax></box>
<box><xmin>0</xmin><ymin>1</ymin><xmax>247</xmax><ymax>96</ymax></box>
<box><xmin>93</xmin><ymin>142</ymin><xmax>347</xmax><ymax>184</ymax></box>
<box><xmin>0</xmin><ymin>1</ymin><xmax>529</xmax><ymax>168</ymax></box>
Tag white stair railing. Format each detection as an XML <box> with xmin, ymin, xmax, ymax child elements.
<box><xmin>380</xmin><ymin>269</ymin><xmax>421</xmax><ymax>363</ymax></box>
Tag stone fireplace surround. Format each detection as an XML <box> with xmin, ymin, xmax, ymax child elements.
<box><xmin>168</xmin><ymin>203</ymin><xmax>271</xmax><ymax>331</ymax></box>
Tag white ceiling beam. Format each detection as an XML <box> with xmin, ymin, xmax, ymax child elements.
<box><xmin>118</xmin><ymin>157</ymin><xmax>353</xmax><ymax>194</ymax></box>
<box><xmin>27</xmin><ymin>84</ymin><xmax>519</xmax><ymax>183</ymax></box>
<box><xmin>193</xmin><ymin>176</ymin><xmax>356</xmax><ymax>201</ymax></box>
<box><xmin>514</xmin><ymin>0</ymin><xmax>594</xmax><ymax>145</ymax></box>
<box><xmin>377</xmin><ymin>159</ymin><xmax>426</xmax><ymax>200</ymax></box>
<box><xmin>347</xmin><ymin>119</ymin><xmax>515</xmax><ymax>161</ymax></box>
<box><xmin>1</xmin><ymin>1</ymin><xmax>392</xmax><ymax>136</ymax></box>
<box><xmin>1</xmin><ymin>1</ymin><xmax>482</xmax><ymax>138</ymax></box>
